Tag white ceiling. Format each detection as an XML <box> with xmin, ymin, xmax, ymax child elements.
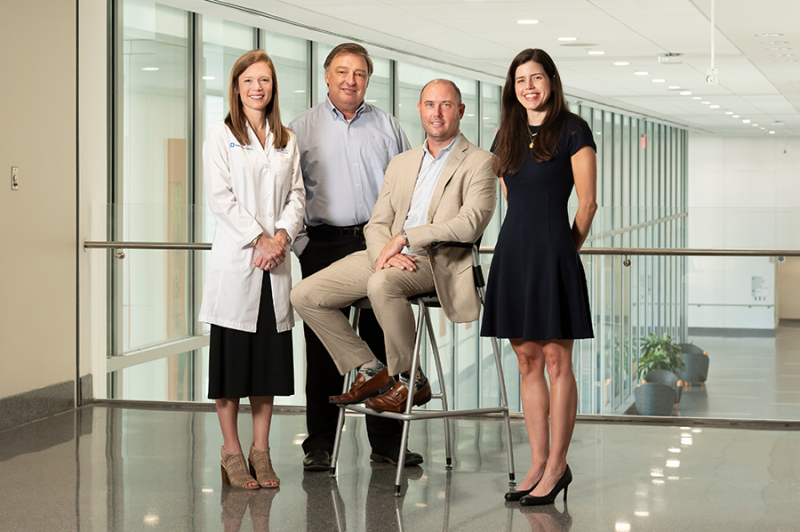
<box><xmin>247</xmin><ymin>0</ymin><xmax>800</xmax><ymax>136</ymax></box>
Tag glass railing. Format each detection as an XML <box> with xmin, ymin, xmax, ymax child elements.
<box><xmin>85</xmin><ymin>239</ymin><xmax>800</xmax><ymax>422</ymax></box>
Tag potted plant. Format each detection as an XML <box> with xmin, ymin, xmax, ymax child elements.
<box><xmin>637</xmin><ymin>333</ymin><xmax>685</xmax><ymax>379</ymax></box>
<box><xmin>634</xmin><ymin>333</ymin><xmax>685</xmax><ymax>416</ymax></box>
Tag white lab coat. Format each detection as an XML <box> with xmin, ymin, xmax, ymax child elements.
<box><xmin>198</xmin><ymin>120</ymin><xmax>305</xmax><ymax>333</ymax></box>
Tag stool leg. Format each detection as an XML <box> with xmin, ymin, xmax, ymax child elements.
<box><xmin>491</xmin><ymin>335</ymin><xmax>516</xmax><ymax>485</ymax></box>
<box><xmin>424</xmin><ymin>304</ymin><xmax>452</xmax><ymax>470</ymax></box>
<box><xmin>330</xmin><ymin>308</ymin><xmax>362</xmax><ymax>477</ymax></box>
<box><xmin>330</xmin><ymin>371</ymin><xmax>350</xmax><ymax>477</ymax></box>
<box><xmin>394</xmin><ymin>304</ymin><xmax>426</xmax><ymax>497</ymax></box>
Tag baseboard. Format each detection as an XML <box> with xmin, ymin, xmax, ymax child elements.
<box><xmin>779</xmin><ymin>319</ymin><xmax>800</xmax><ymax>329</ymax></box>
<box><xmin>79</xmin><ymin>374</ymin><xmax>93</xmax><ymax>405</ymax></box>
<box><xmin>688</xmin><ymin>327</ymin><xmax>776</xmax><ymax>338</ymax></box>
<box><xmin>0</xmin><ymin>381</ymin><xmax>74</xmax><ymax>433</ymax></box>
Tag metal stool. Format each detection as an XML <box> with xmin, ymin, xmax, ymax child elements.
<box><xmin>329</xmin><ymin>243</ymin><xmax>516</xmax><ymax>496</ymax></box>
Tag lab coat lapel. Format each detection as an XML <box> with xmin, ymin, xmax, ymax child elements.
<box><xmin>246</xmin><ymin>121</ymin><xmax>270</xmax><ymax>163</ymax></box>
<box><xmin>426</xmin><ymin>136</ymin><xmax>468</xmax><ymax>222</ymax></box>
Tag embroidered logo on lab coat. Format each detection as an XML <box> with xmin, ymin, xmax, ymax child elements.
<box><xmin>230</xmin><ymin>142</ymin><xmax>254</xmax><ymax>151</ymax></box>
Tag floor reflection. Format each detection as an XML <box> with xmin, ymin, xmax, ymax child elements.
<box><xmin>517</xmin><ymin>503</ymin><xmax>572</xmax><ymax>532</ymax></box>
<box><xmin>220</xmin><ymin>486</ymin><xmax>278</xmax><ymax>532</ymax></box>
<box><xmin>4</xmin><ymin>405</ymin><xmax>800</xmax><ymax>531</ymax></box>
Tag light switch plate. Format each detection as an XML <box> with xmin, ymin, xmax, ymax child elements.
<box><xmin>11</xmin><ymin>166</ymin><xmax>19</xmax><ymax>191</ymax></box>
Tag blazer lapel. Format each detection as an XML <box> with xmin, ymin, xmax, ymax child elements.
<box><xmin>426</xmin><ymin>136</ymin><xmax>470</xmax><ymax>222</ymax></box>
<box><xmin>394</xmin><ymin>146</ymin><xmax>424</xmax><ymax>231</ymax></box>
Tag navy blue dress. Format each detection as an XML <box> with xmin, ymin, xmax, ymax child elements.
<box><xmin>480</xmin><ymin>114</ymin><xmax>595</xmax><ymax>341</ymax></box>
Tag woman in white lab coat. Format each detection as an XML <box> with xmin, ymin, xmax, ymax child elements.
<box><xmin>199</xmin><ymin>49</ymin><xmax>305</xmax><ymax>490</ymax></box>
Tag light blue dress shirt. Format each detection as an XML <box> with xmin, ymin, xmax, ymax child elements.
<box><xmin>288</xmin><ymin>97</ymin><xmax>410</xmax><ymax>254</ymax></box>
<box><xmin>402</xmin><ymin>133</ymin><xmax>462</xmax><ymax>256</ymax></box>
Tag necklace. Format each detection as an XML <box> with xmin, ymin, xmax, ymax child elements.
<box><xmin>528</xmin><ymin>128</ymin><xmax>538</xmax><ymax>149</ymax></box>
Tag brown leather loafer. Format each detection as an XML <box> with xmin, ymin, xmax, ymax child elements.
<box><xmin>364</xmin><ymin>380</ymin><xmax>432</xmax><ymax>413</ymax></box>
<box><xmin>329</xmin><ymin>367</ymin><xmax>394</xmax><ymax>404</ymax></box>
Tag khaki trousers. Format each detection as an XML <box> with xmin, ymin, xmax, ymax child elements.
<box><xmin>291</xmin><ymin>250</ymin><xmax>435</xmax><ymax>376</ymax></box>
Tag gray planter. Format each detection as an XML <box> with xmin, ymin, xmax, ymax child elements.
<box><xmin>677</xmin><ymin>345</ymin><xmax>709</xmax><ymax>385</ymax></box>
<box><xmin>643</xmin><ymin>369</ymin><xmax>682</xmax><ymax>403</ymax></box>
<box><xmin>634</xmin><ymin>383</ymin><xmax>676</xmax><ymax>416</ymax></box>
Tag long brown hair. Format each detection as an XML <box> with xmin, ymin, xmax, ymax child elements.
<box><xmin>492</xmin><ymin>48</ymin><xmax>570</xmax><ymax>177</ymax></box>
<box><xmin>225</xmin><ymin>50</ymin><xmax>290</xmax><ymax>149</ymax></box>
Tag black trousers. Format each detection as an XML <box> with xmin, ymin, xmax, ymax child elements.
<box><xmin>299</xmin><ymin>227</ymin><xmax>401</xmax><ymax>455</ymax></box>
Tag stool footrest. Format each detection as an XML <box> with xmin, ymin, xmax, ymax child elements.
<box><xmin>340</xmin><ymin>405</ymin><xmax>508</xmax><ymax>421</ymax></box>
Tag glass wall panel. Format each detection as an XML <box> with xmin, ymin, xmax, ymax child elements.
<box><xmin>261</xmin><ymin>31</ymin><xmax>309</xmax><ymax>123</ymax></box>
<box><xmin>119</xmin><ymin>1</ymin><xmax>191</xmax><ymax>352</ymax></box>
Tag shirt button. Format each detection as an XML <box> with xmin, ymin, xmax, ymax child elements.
<box><xmin>356</xmin><ymin>184</ymin><xmax>360</xmax><ymax>187</ymax></box>
<box><xmin>359</xmin><ymin>204</ymin><xmax>363</xmax><ymax>208</ymax></box>
<box><xmin>269</xmin><ymin>213</ymin><xmax>273</xmax><ymax>217</ymax></box>
<box><xmin>351</xmin><ymin>143</ymin><xmax>354</xmax><ymax>146</ymax></box>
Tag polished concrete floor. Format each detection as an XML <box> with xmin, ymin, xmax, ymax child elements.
<box><xmin>670</xmin><ymin>324</ymin><xmax>800</xmax><ymax>420</ymax></box>
<box><xmin>3</xmin><ymin>406</ymin><xmax>800</xmax><ymax>531</ymax></box>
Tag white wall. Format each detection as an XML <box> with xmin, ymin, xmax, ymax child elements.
<box><xmin>0</xmin><ymin>0</ymin><xmax>77</xmax><ymax>399</ymax></box>
<box><xmin>687</xmin><ymin>135</ymin><xmax>800</xmax><ymax>330</ymax></box>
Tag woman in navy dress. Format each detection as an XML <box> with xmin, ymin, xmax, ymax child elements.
<box><xmin>481</xmin><ymin>49</ymin><xmax>597</xmax><ymax>506</ymax></box>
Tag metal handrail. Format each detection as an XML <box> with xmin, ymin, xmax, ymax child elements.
<box><xmin>84</xmin><ymin>240</ymin><xmax>800</xmax><ymax>257</ymax></box>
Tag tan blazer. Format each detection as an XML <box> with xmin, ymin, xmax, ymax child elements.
<box><xmin>365</xmin><ymin>135</ymin><xmax>497</xmax><ymax>323</ymax></box>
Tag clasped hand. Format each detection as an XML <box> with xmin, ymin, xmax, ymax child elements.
<box><xmin>374</xmin><ymin>232</ymin><xmax>417</xmax><ymax>272</ymax></box>
<box><xmin>253</xmin><ymin>233</ymin><xmax>287</xmax><ymax>271</ymax></box>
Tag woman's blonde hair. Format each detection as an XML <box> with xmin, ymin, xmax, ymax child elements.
<box><xmin>225</xmin><ymin>49</ymin><xmax>289</xmax><ymax>149</ymax></box>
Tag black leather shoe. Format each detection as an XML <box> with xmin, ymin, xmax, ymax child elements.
<box><xmin>370</xmin><ymin>447</ymin><xmax>424</xmax><ymax>466</ymax></box>
<box><xmin>303</xmin><ymin>449</ymin><xmax>331</xmax><ymax>471</ymax></box>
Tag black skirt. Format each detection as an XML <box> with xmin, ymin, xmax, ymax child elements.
<box><xmin>208</xmin><ymin>271</ymin><xmax>294</xmax><ymax>399</ymax></box>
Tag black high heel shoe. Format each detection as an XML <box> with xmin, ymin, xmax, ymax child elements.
<box><xmin>520</xmin><ymin>465</ymin><xmax>572</xmax><ymax>506</ymax></box>
<box><xmin>504</xmin><ymin>479</ymin><xmax>540</xmax><ymax>502</ymax></box>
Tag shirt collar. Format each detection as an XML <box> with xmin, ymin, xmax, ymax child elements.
<box><xmin>423</xmin><ymin>132</ymin><xmax>461</xmax><ymax>160</ymax></box>
<box><xmin>326</xmin><ymin>95</ymin><xmax>367</xmax><ymax>123</ymax></box>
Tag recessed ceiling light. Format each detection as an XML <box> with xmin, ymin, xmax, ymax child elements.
<box><xmin>702</xmin><ymin>101</ymin><xmax>711</xmax><ymax>104</ymax></box>
<box><xmin>294</xmin><ymin>89</ymin><xmax>306</xmax><ymax>93</ymax></box>
<box><xmin>753</xmin><ymin>123</ymin><xmax>759</xmax><ymax>126</ymax></box>
<box><xmin>725</xmin><ymin>111</ymin><xmax>733</xmax><ymax>114</ymax></box>
<box><xmin>142</xmin><ymin>67</ymin><xmax>159</xmax><ymax>71</ymax></box>
<box><xmin>517</xmin><ymin>19</ymin><xmax>539</xmax><ymax>24</ymax></box>
<box><xmin>588</xmin><ymin>51</ymin><xmax>605</xmax><ymax>55</ymax></box>
<box><xmin>756</xmin><ymin>33</ymin><xmax>783</xmax><ymax>37</ymax></box>
<box><xmin>614</xmin><ymin>61</ymin><xmax>629</xmax><ymax>66</ymax></box>
<box><xmin>668</xmin><ymin>85</ymin><xmax>680</xmax><ymax>89</ymax></box>
<box><xmin>202</xmin><ymin>76</ymin><xmax>214</xmax><ymax>80</ymax></box>
<box><xmin>743</xmin><ymin>119</ymin><xmax>751</xmax><ymax>123</ymax></box>
<box><xmin>770</xmin><ymin>131</ymin><xmax>775</xmax><ymax>134</ymax></box>
<box><xmin>680</xmin><ymin>91</ymin><xmax>692</xmax><ymax>95</ymax></box>
<box><xmin>635</xmin><ymin>71</ymin><xmax>649</xmax><ymax>76</ymax></box>
<box><xmin>710</xmin><ymin>105</ymin><xmax>720</xmax><ymax>108</ymax></box>
<box><xmin>692</xmin><ymin>96</ymin><xmax>702</xmax><ymax>99</ymax></box>
<box><xmin>733</xmin><ymin>115</ymin><xmax>740</xmax><ymax>118</ymax></box>
<box><xmin>466</xmin><ymin>114</ymin><xmax>474</xmax><ymax>117</ymax></box>
<box><xmin>767</xmin><ymin>47</ymin><xmax>792</xmax><ymax>50</ymax></box>
<box><xmin>366</xmin><ymin>99</ymin><xmax>377</xmax><ymax>102</ymax></box>
<box><xmin>558</xmin><ymin>37</ymin><xmax>578</xmax><ymax>41</ymax></box>
<box><xmin>760</xmin><ymin>127</ymin><xmax>766</xmax><ymax>129</ymax></box>
<box><xmin>652</xmin><ymin>79</ymin><xmax>666</xmax><ymax>83</ymax></box>
<box><xmin>765</xmin><ymin>41</ymin><xmax>789</xmax><ymax>44</ymax></box>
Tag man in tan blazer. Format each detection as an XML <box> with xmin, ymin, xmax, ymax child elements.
<box><xmin>291</xmin><ymin>79</ymin><xmax>496</xmax><ymax>412</ymax></box>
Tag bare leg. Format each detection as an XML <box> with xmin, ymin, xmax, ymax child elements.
<box><xmin>510</xmin><ymin>339</ymin><xmax>549</xmax><ymax>491</ymax></box>
<box><xmin>251</xmin><ymin>396</ymin><xmax>275</xmax><ymax>451</ymax></box>
<box><xmin>217</xmin><ymin>398</ymin><xmax>244</xmax><ymax>453</ymax></box>
<box><xmin>251</xmin><ymin>395</ymin><xmax>278</xmax><ymax>487</ymax></box>
<box><xmin>530</xmin><ymin>339</ymin><xmax>577</xmax><ymax>497</ymax></box>
<box><xmin>217</xmin><ymin>397</ymin><xmax>259</xmax><ymax>489</ymax></box>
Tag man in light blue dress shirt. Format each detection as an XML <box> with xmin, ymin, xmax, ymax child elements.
<box><xmin>288</xmin><ymin>43</ymin><xmax>413</xmax><ymax>471</ymax></box>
